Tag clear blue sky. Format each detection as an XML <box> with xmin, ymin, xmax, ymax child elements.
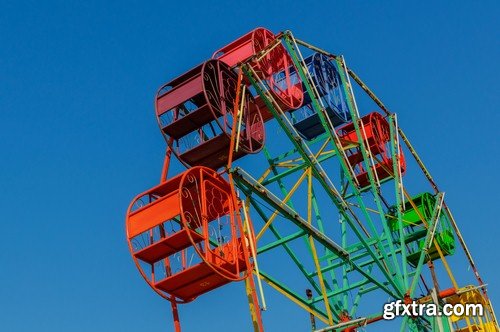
<box><xmin>1</xmin><ymin>1</ymin><xmax>498</xmax><ymax>331</ymax></box>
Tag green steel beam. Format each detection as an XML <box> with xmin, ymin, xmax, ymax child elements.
<box><xmin>311</xmin><ymin>278</ymin><xmax>371</xmax><ymax>304</ymax></box>
<box><xmin>311</xmin><ymin>185</ymin><xmax>344</xmax><ymax>310</ymax></box>
<box><xmin>335</xmin><ymin>53</ymin><xmax>405</xmax><ymax>290</ymax></box>
<box><xmin>241</xmin><ymin>62</ymin><xmax>402</xmax><ymax>299</ymax></box>
<box><xmin>269</xmin><ymin>132</ymin><xmax>333</xmax><ymax>163</ymax></box>
<box><xmin>262</xmin><ymin>150</ymin><xmax>337</xmax><ymax>186</ymax></box>
<box><xmin>257</xmin><ymin>230</ymin><xmax>306</xmax><ymax>254</ymax></box>
<box><xmin>349</xmin><ymin>264</ymin><xmax>375</xmax><ymax>317</ymax></box>
<box><xmin>258</xmin><ymin>270</ymin><xmax>330</xmax><ymax>321</ymax></box>
<box><xmin>261</xmin><ymin>146</ymin><xmax>341</xmax><ymax>316</ymax></box>
<box><xmin>243</xmin><ymin>185</ymin><xmax>342</xmax><ymax>319</ymax></box>
<box><xmin>408</xmin><ymin>192</ymin><xmax>445</xmax><ymax>297</ymax></box>
<box><xmin>282</xmin><ymin>34</ymin><xmax>405</xmax><ymax>294</ymax></box>
<box><xmin>245</xmin><ymin>191</ymin><xmax>326</xmax><ymax>299</ymax></box>
<box><xmin>389</xmin><ymin>114</ymin><xmax>409</xmax><ymax>288</ymax></box>
<box><xmin>232</xmin><ymin>167</ymin><xmax>399</xmax><ymax>299</ymax></box>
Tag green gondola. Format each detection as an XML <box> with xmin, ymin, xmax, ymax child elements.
<box><xmin>389</xmin><ymin>192</ymin><xmax>456</xmax><ymax>267</ymax></box>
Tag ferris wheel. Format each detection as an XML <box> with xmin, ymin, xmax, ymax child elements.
<box><xmin>125</xmin><ymin>27</ymin><xmax>498</xmax><ymax>332</ymax></box>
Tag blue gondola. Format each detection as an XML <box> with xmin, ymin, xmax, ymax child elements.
<box><xmin>291</xmin><ymin>53</ymin><xmax>351</xmax><ymax>140</ymax></box>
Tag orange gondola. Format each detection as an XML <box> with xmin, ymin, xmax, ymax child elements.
<box><xmin>126</xmin><ymin>166</ymin><xmax>253</xmax><ymax>302</ymax></box>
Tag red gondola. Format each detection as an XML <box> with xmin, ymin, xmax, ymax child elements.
<box><xmin>155</xmin><ymin>59</ymin><xmax>264</xmax><ymax>169</ymax></box>
<box><xmin>213</xmin><ymin>27</ymin><xmax>303</xmax><ymax>121</ymax></box>
<box><xmin>338</xmin><ymin>112</ymin><xmax>406</xmax><ymax>188</ymax></box>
